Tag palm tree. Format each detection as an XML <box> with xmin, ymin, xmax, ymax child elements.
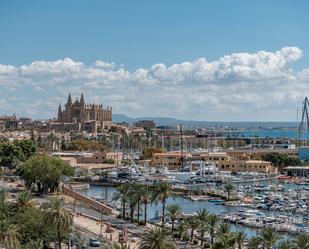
<box><xmin>186</xmin><ymin>217</ymin><xmax>199</xmax><ymax>242</ymax></box>
<box><xmin>292</xmin><ymin>233</ymin><xmax>309</xmax><ymax>249</ymax></box>
<box><xmin>140</xmin><ymin>186</ymin><xmax>152</xmax><ymax>224</ymax></box>
<box><xmin>132</xmin><ymin>184</ymin><xmax>143</xmax><ymax>223</ymax></box>
<box><xmin>197</xmin><ymin>208</ymin><xmax>208</xmax><ymax>246</ymax></box>
<box><xmin>0</xmin><ymin>190</ymin><xmax>9</xmax><ymax>219</ymax></box>
<box><xmin>247</xmin><ymin>237</ymin><xmax>261</xmax><ymax>249</ymax></box>
<box><xmin>277</xmin><ymin>239</ymin><xmax>294</xmax><ymax>249</ymax></box>
<box><xmin>218</xmin><ymin>233</ymin><xmax>236</xmax><ymax>249</ymax></box>
<box><xmin>8</xmin><ymin>191</ymin><xmax>33</xmax><ymax>212</ymax></box>
<box><xmin>166</xmin><ymin>204</ymin><xmax>181</xmax><ymax>234</ymax></box>
<box><xmin>112</xmin><ymin>185</ymin><xmax>130</xmax><ymax>219</ymax></box>
<box><xmin>0</xmin><ymin>219</ymin><xmax>20</xmax><ymax>249</ymax></box>
<box><xmin>104</xmin><ymin>242</ymin><xmax>131</xmax><ymax>249</ymax></box>
<box><xmin>207</xmin><ymin>214</ymin><xmax>220</xmax><ymax>245</ymax></box>
<box><xmin>127</xmin><ymin>187</ymin><xmax>139</xmax><ymax>222</ymax></box>
<box><xmin>139</xmin><ymin>227</ymin><xmax>177</xmax><ymax>249</ymax></box>
<box><xmin>235</xmin><ymin>231</ymin><xmax>247</xmax><ymax>249</ymax></box>
<box><xmin>74</xmin><ymin>232</ymin><xmax>86</xmax><ymax>249</ymax></box>
<box><xmin>42</xmin><ymin>197</ymin><xmax>73</xmax><ymax>249</ymax></box>
<box><xmin>151</xmin><ymin>182</ymin><xmax>175</xmax><ymax>228</ymax></box>
<box><xmin>257</xmin><ymin>227</ymin><xmax>280</xmax><ymax>249</ymax></box>
<box><xmin>223</xmin><ymin>183</ymin><xmax>234</xmax><ymax>200</ymax></box>
<box><xmin>217</xmin><ymin>223</ymin><xmax>231</xmax><ymax>237</ymax></box>
<box><xmin>176</xmin><ymin>220</ymin><xmax>187</xmax><ymax>240</ymax></box>
<box><xmin>23</xmin><ymin>239</ymin><xmax>43</xmax><ymax>249</ymax></box>
<box><xmin>211</xmin><ymin>241</ymin><xmax>224</xmax><ymax>249</ymax></box>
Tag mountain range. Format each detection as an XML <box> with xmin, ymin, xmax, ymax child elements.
<box><xmin>112</xmin><ymin>114</ymin><xmax>298</xmax><ymax>129</ymax></box>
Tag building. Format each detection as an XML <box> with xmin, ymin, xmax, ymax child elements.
<box><xmin>51</xmin><ymin>151</ymin><xmax>123</xmax><ymax>167</ymax></box>
<box><xmin>199</xmin><ymin>152</ymin><xmax>276</xmax><ymax>174</ymax></box>
<box><xmin>283</xmin><ymin>166</ymin><xmax>309</xmax><ymax>177</ymax></box>
<box><xmin>0</xmin><ymin>121</ymin><xmax>5</xmax><ymax>132</ymax></box>
<box><xmin>152</xmin><ymin>152</ymin><xmax>192</xmax><ymax>169</ymax></box>
<box><xmin>0</xmin><ymin>115</ymin><xmax>18</xmax><ymax>130</ymax></box>
<box><xmin>54</xmin><ymin>93</ymin><xmax>112</xmax><ymax>132</ymax></box>
<box><xmin>134</xmin><ymin>120</ymin><xmax>156</xmax><ymax>130</ymax></box>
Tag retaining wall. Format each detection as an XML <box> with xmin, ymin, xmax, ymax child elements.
<box><xmin>63</xmin><ymin>185</ymin><xmax>114</xmax><ymax>215</ymax></box>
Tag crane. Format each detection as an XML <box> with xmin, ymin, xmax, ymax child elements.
<box><xmin>298</xmin><ymin>97</ymin><xmax>309</xmax><ymax>145</ymax></box>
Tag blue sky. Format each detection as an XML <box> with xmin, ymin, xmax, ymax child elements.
<box><xmin>1</xmin><ymin>0</ymin><xmax>309</xmax><ymax>121</ymax></box>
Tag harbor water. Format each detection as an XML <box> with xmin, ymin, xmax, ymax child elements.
<box><xmin>77</xmin><ymin>185</ymin><xmax>269</xmax><ymax>238</ymax></box>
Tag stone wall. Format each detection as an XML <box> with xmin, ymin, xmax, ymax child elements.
<box><xmin>63</xmin><ymin>185</ymin><xmax>114</xmax><ymax>215</ymax></box>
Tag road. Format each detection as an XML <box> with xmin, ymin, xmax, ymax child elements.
<box><xmin>71</xmin><ymin>202</ymin><xmax>201</xmax><ymax>248</ymax></box>
<box><xmin>35</xmin><ymin>194</ymin><xmax>201</xmax><ymax>248</ymax></box>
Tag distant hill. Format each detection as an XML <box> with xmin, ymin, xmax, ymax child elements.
<box><xmin>112</xmin><ymin>114</ymin><xmax>298</xmax><ymax>128</ymax></box>
<box><xmin>112</xmin><ymin>114</ymin><xmax>135</xmax><ymax>124</ymax></box>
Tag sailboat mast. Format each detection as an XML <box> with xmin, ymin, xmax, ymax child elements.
<box><xmin>180</xmin><ymin>124</ymin><xmax>184</xmax><ymax>170</ymax></box>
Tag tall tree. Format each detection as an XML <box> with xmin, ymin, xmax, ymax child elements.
<box><xmin>19</xmin><ymin>155</ymin><xmax>74</xmax><ymax>193</ymax></box>
<box><xmin>14</xmin><ymin>140</ymin><xmax>36</xmax><ymax>161</ymax></box>
<box><xmin>166</xmin><ymin>204</ymin><xmax>181</xmax><ymax>234</ymax></box>
<box><xmin>186</xmin><ymin>217</ymin><xmax>199</xmax><ymax>243</ymax></box>
<box><xmin>151</xmin><ymin>182</ymin><xmax>175</xmax><ymax>228</ymax></box>
<box><xmin>140</xmin><ymin>186</ymin><xmax>152</xmax><ymax>224</ymax></box>
<box><xmin>223</xmin><ymin>183</ymin><xmax>234</xmax><ymax>200</ymax></box>
<box><xmin>42</xmin><ymin>198</ymin><xmax>73</xmax><ymax>249</ymax></box>
<box><xmin>197</xmin><ymin>208</ymin><xmax>208</xmax><ymax>246</ymax></box>
<box><xmin>207</xmin><ymin>214</ymin><xmax>220</xmax><ymax>245</ymax></box>
<box><xmin>131</xmin><ymin>184</ymin><xmax>143</xmax><ymax>223</ymax></box>
<box><xmin>0</xmin><ymin>142</ymin><xmax>23</xmax><ymax>168</ymax></box>
<box><xmin>112</xmin><ymin>185</ymin><xmax>130</xmax><ymax>219</ymax></box>
<box><xmin>257</xmin><ymin>227</ymin><xmax>280</xmax><ymax>249</ymax></box>
<box><xmin>176</xmin><ymin>221</ymin><xmax>187</xmax><ymax>241</ymax></box>
<box><xmin>235</xmin><ymin>231</ymin><xmax>247</xmax><ymax>249</ymax></box>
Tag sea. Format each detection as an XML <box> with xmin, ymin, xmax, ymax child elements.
<box><xmin>224</xmin><ymin>129</ymin><xmax>309</xmax><ymax>139</ymax></box>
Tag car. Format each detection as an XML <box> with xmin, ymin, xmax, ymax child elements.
<box><xmin>89</xmin><ymin>238</ymin><xmax>101</xmax><ymax>247</ymax></box>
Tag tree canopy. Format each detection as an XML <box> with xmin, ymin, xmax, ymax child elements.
<box><xmin>0</xmin><ymin>140</ymin><xmax>36</xmax><ymax>168</ymax></box>
<box><xmin>0</xmin><ymin>191</ymin><xmax>72</xmax><ymax>248</ymax></box>
<box><xmin>262</xmin><ymin>152</ymin><xmax>301</xmax><ymax>171</ymax></box>
<box><xmin>66</xmin><ymin>139</ymin><xmax>105</xmax><ymax>151</ymax></box>
<box><xmin>18</xmin><ymin>155</ymin><xmax>74</xmax><ymax>193</ymax></box>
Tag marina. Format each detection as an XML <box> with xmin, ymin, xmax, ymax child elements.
<box><xmin>76</xmin><ymin>176</ymin><xmax>309</xmax><ymax>238</ymax></box>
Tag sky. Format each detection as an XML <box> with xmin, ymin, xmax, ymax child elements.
<box><xmin>1</xmin><ymin>0</ymin><xmax>309</xmax><ymax>121</ymax></box>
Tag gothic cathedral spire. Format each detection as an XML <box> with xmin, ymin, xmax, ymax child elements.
<box><xmin>58</xmin><ymin>104</ymin><xmax>62</xmax><ymax>121</ymax></box>
<box><xmin>68</xmin><ymin>93</ymin><xmax>72</xmax><ymax>105</ymax></box>
<box><xmin>80</xmin><ymin>93</ymin><xmax>85</xmax><ymax>105</ymax></box>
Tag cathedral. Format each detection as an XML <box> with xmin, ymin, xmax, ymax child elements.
<box><xmin>55</xmin><ymin>93</ymin><xmax>112</xmax><ymax>132</ymax></box>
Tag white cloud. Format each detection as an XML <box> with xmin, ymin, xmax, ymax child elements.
<box><xmin>94</xmin><ymin>60</ymin><xmax>115</xmax><ymax>70</ymax></box>
<box><xmin>0</xmin><ymin>46</ymin><xmax>308</xmax><ymax>121</ymax></box>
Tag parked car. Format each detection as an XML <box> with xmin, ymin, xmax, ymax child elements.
<box><xmin>89</xmin><ymin>238</ymin><xmax>101</xmax><ymax>247</ymax></box>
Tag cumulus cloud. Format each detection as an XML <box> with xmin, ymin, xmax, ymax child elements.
<box><xmin>0</xmin><ymin>46</ymin><xmax>308</xmax><ymax>121</ymax></box>
<box><xmin>94</xmin><ymin>60</ymin><xmax>115</xmax><ymax>70</ymax></box>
